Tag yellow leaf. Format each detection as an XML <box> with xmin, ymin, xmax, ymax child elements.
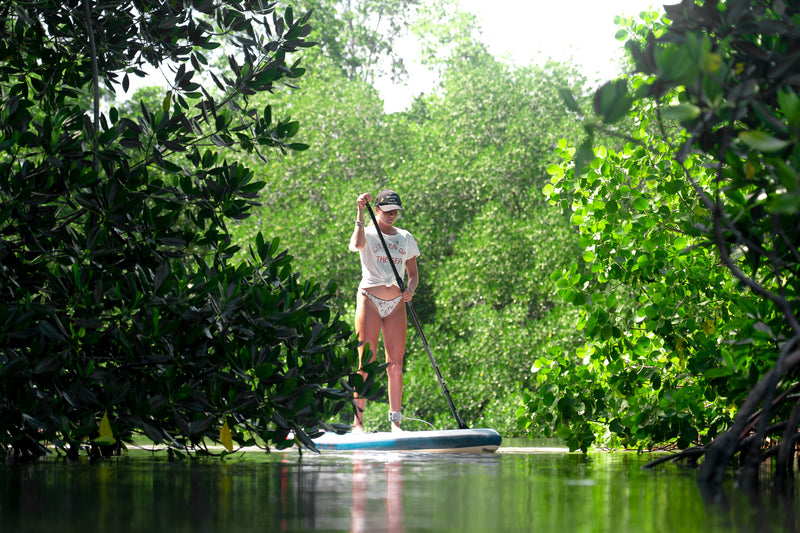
<box><xmin>702</xmin><ymin>52</ymin><xmax>722</xmax><ymax>73</ymax></box>
<box><xmin>703</xmin><ymin>319</ymin><xmax>716</xmax><ymax>335</ymax></box>
<box><xmin>94</xmin><ymin>411</ymin><xmax>116</xmax><ymax>446</ymax></box>
<box><xmin>220</xmin><ymin>419</ymin><xmax>233</xmax><ymax>452</ymax></box>
<box><xmin>746</xmin><ymin>159</ymin><xmax>755</xmax><ymax>180</ymax></box>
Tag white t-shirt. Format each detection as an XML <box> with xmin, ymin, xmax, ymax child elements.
<box><xmin>350</xmin><ymin>225</ymin><xmax>420</xmax><ymax>289</ymax></box>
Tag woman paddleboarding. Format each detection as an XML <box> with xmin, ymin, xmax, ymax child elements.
<box><xmin>349</xmin><ymin>190</ymin><xmax>419</xmax><ymax>432</ymax></box>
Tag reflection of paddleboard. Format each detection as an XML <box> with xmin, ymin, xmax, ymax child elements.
<box><xmin>312</xmin><ymin>428</ymin><xmax>502</xmax><ymax>453</ymax></box>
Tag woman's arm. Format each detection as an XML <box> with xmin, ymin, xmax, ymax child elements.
<box><xmin>349</xmin><ymin>193</ymin><xmax>371</xmax><ymax>250</ymax></box>
<box><xmin>402</xmin><ymin>257</ymin><xmax>418</xmax><ymax>302</ymax></box>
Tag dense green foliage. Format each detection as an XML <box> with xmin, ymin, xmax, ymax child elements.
<box><xmin>0</xmin><ymin>0</ymin><xmax>383</xmax><ymax>460</ymax></box>
<box><xmin>524</xmin><ymin>0</ymin><xmax>800</xmax><ymax>486</ymax></box>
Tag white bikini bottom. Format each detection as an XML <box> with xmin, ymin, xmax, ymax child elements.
<box><xmin>360</xmin><ymin>289</ymin><xmax>403</xmax><ymax>318</ymax></box>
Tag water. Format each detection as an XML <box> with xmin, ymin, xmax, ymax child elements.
<box><xmin>1</xmin><ymin>440</ymin><xmax>798</xmax><ymax>532</ymax></box>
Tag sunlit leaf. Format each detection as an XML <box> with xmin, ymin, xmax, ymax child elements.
<box><xmin>673</xmin><ymin>236</ymin><xmax>688</xmax><ymax>249</ymax></box>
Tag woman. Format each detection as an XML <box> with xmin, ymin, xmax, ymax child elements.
<box><xmin>349</xmin><ymin>190</ymin><xmax>419</xmax><ymax>433</ymax></box>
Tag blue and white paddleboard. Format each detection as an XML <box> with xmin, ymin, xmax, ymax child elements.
<box><xmin>312</xmin><ymin>428</ymin><xmax>502</xmax><ymax>453</ymax></box>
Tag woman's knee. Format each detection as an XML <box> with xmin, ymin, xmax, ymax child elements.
<box><xmin>384</xmin><ymin>356</ymin><xmax>404</xmax><ymax>374</ymax></box>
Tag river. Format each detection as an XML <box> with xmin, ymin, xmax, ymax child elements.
<box><xmin>1</xmin><ymin>440</ymin><xmax>796</xmax><ymax>532</ymax></box>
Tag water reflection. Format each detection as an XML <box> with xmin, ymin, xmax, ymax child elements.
<box><xmin>1</xmin><ymin>448</ymin><xmax>800</xmax><ymax>532</ymax></box>
<box><xmin>294</xmin><ymin>451</ymin><xmax>503</xmax><ymax>532</ymax></box>
<box><xmin>350</xmin><ymin>456</ymin><xmax>403</xmax><ymax>533</ymax></box>
<box><xmin>698</xmin><ymin>474</ymin><xmax>800</xmax><ymax>533</ymax></box>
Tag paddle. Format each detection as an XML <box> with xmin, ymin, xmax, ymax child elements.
<box><xmin>365</xmin><ymin>201</ymin><xmax>468</xmax><ymax>430</ymax></box>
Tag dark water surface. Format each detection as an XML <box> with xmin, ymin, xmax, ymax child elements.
<box><xmin>1</xmin><ymin>440</ymin><xmax>798</xmax><ymax>532</ymax></box>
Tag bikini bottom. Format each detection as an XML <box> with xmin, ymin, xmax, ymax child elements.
<box><xmin>360</xmin><ymin>289</ymin><xmax>403</xmax><ymax>318</ymax></box>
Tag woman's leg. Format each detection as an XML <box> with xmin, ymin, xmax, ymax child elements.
<box><xmin>381</xmin><ymin>303</ymin><xmax>408</xmax><ymax>430</ymax></box>
<box><xmin>354</xmin><ymin>290</ymin><xmax>381</xmax><ymax>432</ymax></box>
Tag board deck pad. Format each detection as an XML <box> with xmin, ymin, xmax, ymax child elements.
<box><xmin>312</xmin><ymin>428</ymin><xmax>502</xmax><ymax>453</ymax></box>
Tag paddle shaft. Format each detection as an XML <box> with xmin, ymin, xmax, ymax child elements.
<box><xmin>365</xmin><ymin>202</ymin><xmax>468</xmax><ymax>430</ymax></box>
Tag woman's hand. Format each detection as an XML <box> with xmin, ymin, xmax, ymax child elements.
<box><xmin>401</xmin><ymin>287</ymin><xmax>415</xmax><ymax>302</ymax></box>
<box><xmin>356</xmin><ymin>193</ymin><xmax>372</xmax><ymax>210</ymax></box>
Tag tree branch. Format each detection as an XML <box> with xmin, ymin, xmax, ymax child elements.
<box><xmin>83</xmin><ymin>0</ymin><xmax>100</xmax><ymax>173</ymax></box>
<box><xmin>698</xmin><ymin>339</ymin><xmax>800</xmax><ymax>485</ymax></box>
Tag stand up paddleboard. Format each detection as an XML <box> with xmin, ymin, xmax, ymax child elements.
<box><xmin>313</xmin><ymin>428</ymin><xmax>501</xmax><ymax>453</ymax></box>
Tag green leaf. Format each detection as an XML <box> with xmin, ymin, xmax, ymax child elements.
<box><xmin>546</xmin><ymin>163</ymin><xmax>562</xmax><ymax>176</ymax></box>
<box><xmin>609</xmin><ymin>418</ymin><xmax>625</xmax><ymax>434</ymax></box>
<box><xmin>558</xmin><ymin>87</ymin><xmax>582</xmax><ymax>113</ymax></box>
<box><xmin>593</xmin><ymin>80</ymin><xmax>633</xmax><ymax>124</ymax></box>
<box><xmin>661</xmin><ymin>103</ymin><xmax>701</xmax><ymax>122</ymax></box>
<box><xmin>768</xmin><ymin>192</ymin><xmax>800</xmax><ymax>214</ymax></box>
<box><xmin>703</xmin><ymin>367</ymin><xmax>734</xmax><ymax>378</ymax></box>
<box><xmin>574</xmin><ymin>140</ymin><xmax>594</xmax><ymax>174</ymax></box>
<box><xmin>738</xmin><ymin>130</ymin><xmax>791</xmax><ymax>152</ymax></box>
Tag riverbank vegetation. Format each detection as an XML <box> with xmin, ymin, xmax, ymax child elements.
<box><xmin>537</xmin><ymin>0</ymin><xmax>800</xmax><ymax>488</ymax></box>
<box><xmin>2</xmin><ymin>0</ymin><xmax>799</xmax><ymax>490</ymax></box>
<box><xmin>0</xmin><ymin>0</ymin><xmax>383</xmax><ymax>461</ymax></box>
